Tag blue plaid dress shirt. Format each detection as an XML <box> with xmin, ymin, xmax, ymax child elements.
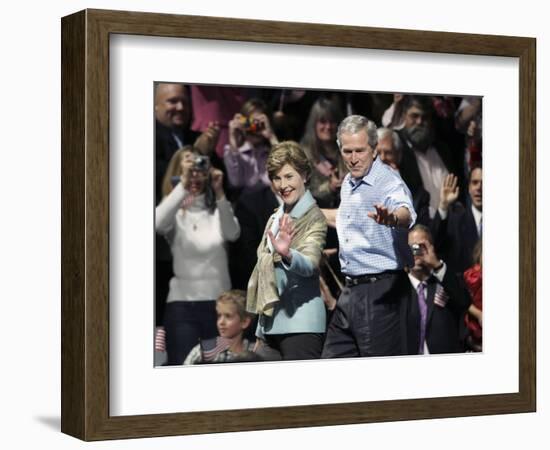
<box><xmin>337</xmin><ymin>157</ymin><xmax>416</xmax><ymax>276</ymax></box>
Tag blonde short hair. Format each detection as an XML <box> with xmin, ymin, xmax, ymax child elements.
<box><xmin>217</xmin><ymin>290</ymin><xmax>253</xmax><ymax>321</ymax></box>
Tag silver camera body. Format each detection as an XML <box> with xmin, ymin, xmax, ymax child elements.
<box><xmin>193</xmin><ymin>155</ymin><xmax>210</xmax><ymax>172</ymax></box>
<box><xmin>411</xmin><ymin>243</ymin><xmax>424</xmax><ymax>256</ymax></box>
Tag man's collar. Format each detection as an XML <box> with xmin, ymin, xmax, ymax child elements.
<box><xmin>470</xmin><ymin>203</ymin><xmax>482</xmax><ymax>222</ymax></box>
<box><xmin>408</xmin><ymin>271</ymin><xmax>432</xmax><ymax>288</ymax></box>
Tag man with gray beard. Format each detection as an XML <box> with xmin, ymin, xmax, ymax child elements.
<box><xmin>396</xmin><ymin>95</ymin><xmax>462</xmax><ymax>219</ymax></box>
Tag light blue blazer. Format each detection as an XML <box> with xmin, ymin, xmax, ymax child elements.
<box><xmin>257</xmin><ymin>190</ymin><xmax>327</xmax><ymax>337</ymax></box>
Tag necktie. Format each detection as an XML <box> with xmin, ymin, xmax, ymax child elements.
<box><xmin>417</xmin><ymin>282</ymin><xmax>427</xmax><ymax>354</ymax></box>
<box><xmin>171</xmin><ymin>131</ymin><xmax>184</xmax><ymax>149</ymax></box>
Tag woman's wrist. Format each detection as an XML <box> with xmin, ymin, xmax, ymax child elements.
<box><xmin>281</xmin><ymin>250</ymin><xmax>292</xmax><ymax>263</ymax></box>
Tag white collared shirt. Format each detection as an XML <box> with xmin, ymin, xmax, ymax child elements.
<box><xmin>414</xmin><ymin>146</ymin><xmax>449</xmax><ymax>218</ymax></box>
<box><xmin>471</xmin><ymin>204</ymin><xmax>482</xmax><ymax>237</ymax></box>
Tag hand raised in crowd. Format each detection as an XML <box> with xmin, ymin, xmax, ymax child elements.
<box><xmin>439</xmin><ymin>173</ymin><xmax>460</xmax><ymax>211</ymax></box>
<box><xmin>267</xmin><ymin>213</ymin><xmax>296</xmax><ymax>260</ymax></box>
<box><xmin>210</xmin><ymin>167</ymin><xmax>225</xmax><ymax>200</ymax></box>
<box><xmin>255</xmin><ymin>113</ymin><xmax>278</xmax><ymax>146</ymax></box>
<box><xmin>194</xmin><ymin>121</ymin><xmax>220</xmax><ymax>155</ymax></box>
<box><xmin>393</xmin><ymin>93</ymin><xmax>404</xmax><ymax>104</ymax></box>
<box><xmin>228</xmin><ymin>113</ymin><xmax>246</xmax><ymax>150</ymax></box>
<box><xmin>179</xmin><ymin>151</ymin><xmax>195</xmax><ymax>187</ymax></box>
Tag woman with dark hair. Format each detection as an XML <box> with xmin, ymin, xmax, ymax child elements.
<box><xmin>155</xmin><ymin>146</ymin><xmax>241</xmax><ymax>365</ymax></box>
<box><xmin>300</xmin><ymin>97</ymin><xmax>346</xmax><ymax>208</ymax></box>
<box><xmin>246</xmin><ymin>141</ymin><xmax>327</xmax><ymax>360</ymax></box>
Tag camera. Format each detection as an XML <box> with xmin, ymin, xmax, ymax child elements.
<box><xmin>410</xmin><ymin>243</ymin><xmax>425</xmax><ymax>256</ymax></box>
<box><xmin>240</xmin><ymin>116</ymin><xmax>265</xmax><ymax>134</ymax></box>
<box><xmin>193</xmin><ymin>155</ymin><xmax>210</xmax><ymax>172</ymax></box>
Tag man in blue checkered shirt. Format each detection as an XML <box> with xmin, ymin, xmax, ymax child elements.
<box><xmin>321</xmin><ymin>115</ymin><xmax>417</xmax><ymax>358</ymax></box>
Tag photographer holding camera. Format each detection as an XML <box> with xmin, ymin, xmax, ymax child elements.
<box><xmin>156</xmin><ymin>146</ymin><xmax>241</xmax><ymax>365</ymax></box>
<box><xmin>224</xmin><ymin>98</ymin><xmax>279</xmax><ymax>195</ymax></box>
<box><xmin>400</xmin><ymin>224</ymin><xmax>471</xmax><ymax>355</ymax></box>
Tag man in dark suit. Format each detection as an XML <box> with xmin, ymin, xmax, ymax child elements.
<box><xmin>431</xmin><ymin>165</ymin><xmax>482</xmax><ymax>274</ymax></box>
<box><xmin>396</xmin><ymin>95</ymin><xmax>465</xmax><ymax>217</ymax></box>
<box><xmin>401</xmin><ymin>225</ymin><xmax>471</xmax><ymax>355</ymax></box>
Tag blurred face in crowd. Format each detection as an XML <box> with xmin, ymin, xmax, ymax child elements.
<box><xmin>469</xmin><ymin>167</ymin><xmax>483</xmax><ymax>211</ymax></box>
<box><xmin>216</xmin><ymin>302</ymin><xmax>249</xmax><ymax>340</ymax></box>
<box><xmin>403</xmin><ymin>104</ymin><xmax>434</xmax><ymax>152</ymax></box>
<box><xmin>271</xmin><ymin>163</ymin><xmax>307</xmax><ymax>209</ymax></box>
<box><xmin>378</xmin><ymin>134</ymin><xmax>399</xmax><ymax>170</ymax></box>
<box><xmin>340</xmin><ymin>129</ymin><xmax>377</xmax><ymax>180</ymax></box>
<box><xmin>180</xmin><ymin>150</ymin><xmax>207</xmax><ymax>195</ymax></box>
<box><xmin>408</xmin><ymin>229</ymin><xmax>432</xmax><ymax>278</ymax></box>
<box><xmin>154</xmin><ymin>83</ymin><xmax>190</xmax><ymax>129</ymax></box>
<box><xmin>244</xmin><ymin>109</ymin><xmax>266</xmax><ymax>146</ymax></box>
<box><xmin>315</xmin><ymin>116</ymin><xmax>338</xmax><ymax>143</ymax></box>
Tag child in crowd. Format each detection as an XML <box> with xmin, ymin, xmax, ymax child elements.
<box><xmin>183</xmin><ymin>290</ymin><xmax>255</xmax><ymax>365</ymax></box>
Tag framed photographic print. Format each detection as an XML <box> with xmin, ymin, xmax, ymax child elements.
<box><xmin>61</xmin><ymin>9</ymin><xmax>536</xmax><ymax>441</ymax></box>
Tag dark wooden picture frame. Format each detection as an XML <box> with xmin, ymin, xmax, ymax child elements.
<box><xmin>61</xmin><ymin>9</ymin><xmax>536</xmax><ymax>441</ymax></box>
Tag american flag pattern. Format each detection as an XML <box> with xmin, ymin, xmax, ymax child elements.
<box><xmin>155</xmin><ymin>326</ymin><xmax>166</xmax><ymax>353</ymax></box>
<box><xmin>434</xmin><ymin>284</ymin><xmax>449</xmax><ymax>308</ymax></box>
<box><xmin>201</xmin><ymin>337</ymin><xmax>233</xmax><ymax>362</ymax></box>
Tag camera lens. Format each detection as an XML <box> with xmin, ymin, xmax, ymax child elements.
<box><xmin>411</xmin><ymin>243</ymin><xmax>423</xmax><ymax>256</ymax></box>
<box><xmin>193</xmin><ymin>155</ymin><xmax>210</xmax><ymax>172</ymax></box>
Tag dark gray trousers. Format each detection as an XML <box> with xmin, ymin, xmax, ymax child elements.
<box><xmin>321</xmin><ymin>273</ymin><xmax>404</xmax><ymax>358</ymax></box>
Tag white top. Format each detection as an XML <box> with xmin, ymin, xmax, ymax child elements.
<box><xmin>414</xmin><ymin>146</ymin><xmax>449</xmax><ymax>218</ymax></box>
<box><xmin>155</xmin><ymin>183</ymin><xmax>241</xmax><ymax>302</ymax></box>
<box><xmin>471</xmin><ymin>204</ymin><xmax>482</xmax><ymax>238</ymax></box>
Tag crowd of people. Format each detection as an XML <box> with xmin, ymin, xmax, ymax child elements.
<box><xmin>153</xmin><ymin>83</ymin><xmax>483</xmax><ymax>366</ymax></box>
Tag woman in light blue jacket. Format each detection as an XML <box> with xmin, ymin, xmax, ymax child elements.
<box><xmin>246</xmin><ymin>141</ymin><xmax>327</xmax><ymax>360</ymax></box>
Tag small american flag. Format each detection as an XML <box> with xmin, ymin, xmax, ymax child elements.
<box><xmin>155</xmin><ymin>327</ymin><xmax>166</xmax><ymax>353</ymax></box>
<box><xmin>202</xmin><ymin>337</ymin><xmax>232</xmax><ymax>362</ymax></box>
<box><xmin>434</xmin><ymin>285</ymin><xmax>449</xmax><ymax>308</ymax></box>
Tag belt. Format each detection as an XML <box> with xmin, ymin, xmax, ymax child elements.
<box><xmin>344</xmin><ymin>270</ymin><xmax>400</xmax><ymax>287</ymax></box>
